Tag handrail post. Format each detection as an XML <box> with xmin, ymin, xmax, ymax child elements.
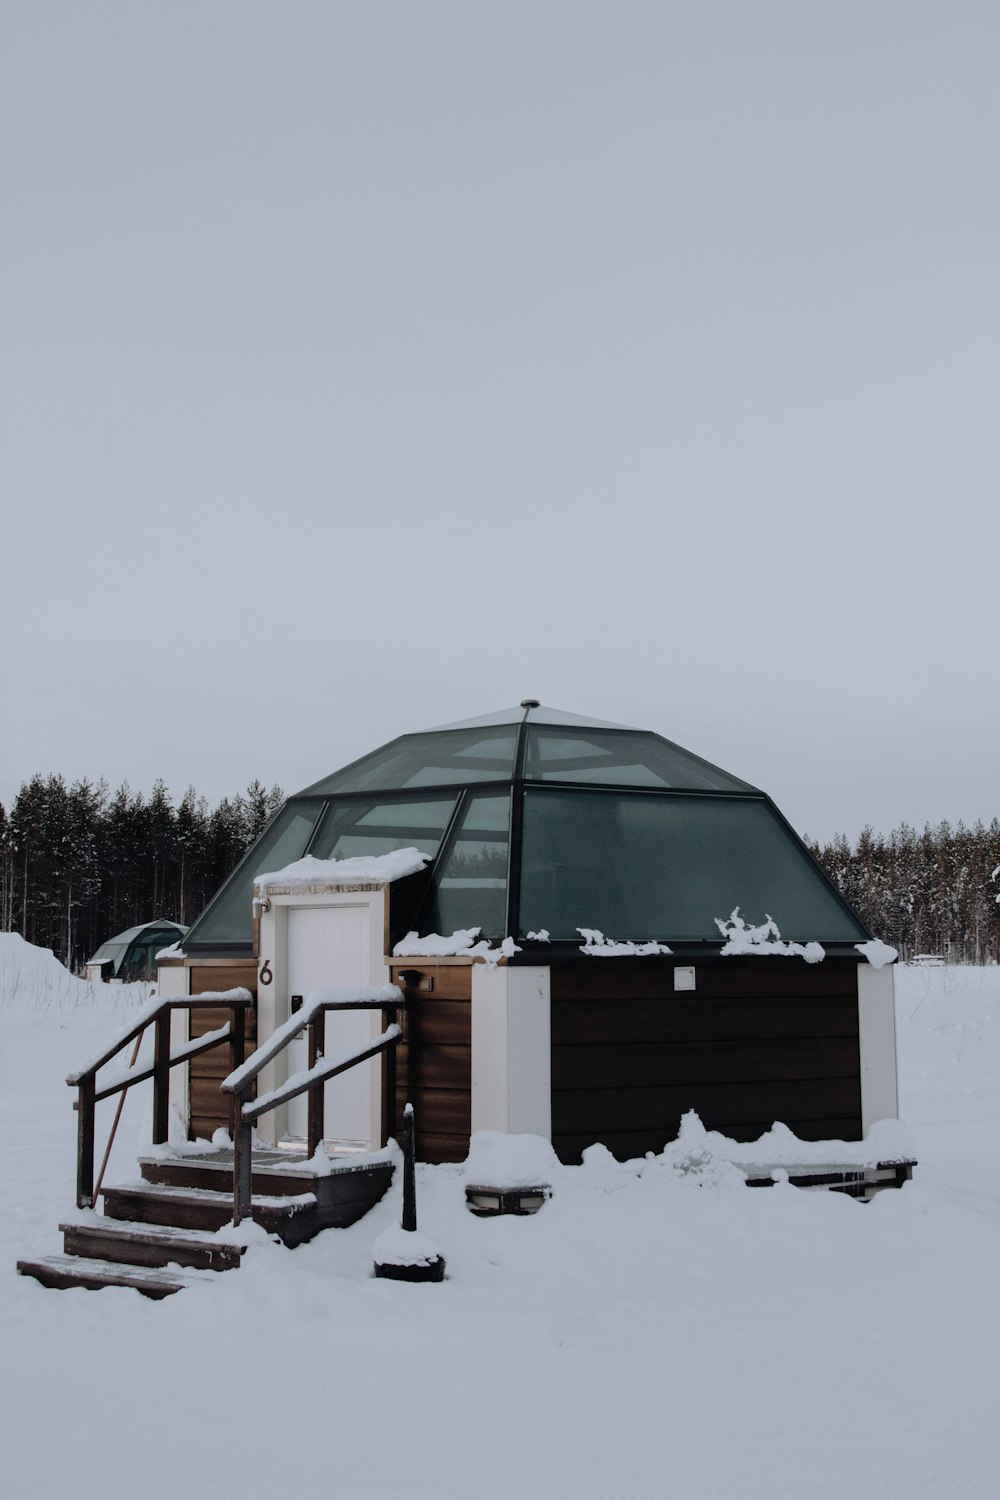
<box><xmin>233</xmin><ymin>1091</ymin><xmax>253</xmax><ymax>1227</ymax></box>
<box><xmin>76</xmin><ymin>1077</ymin><xmax>96</xmax><ymax>1209</ymax></box>
<box><xmin>382</xmin><ymin>1002</ymin><xmax>399</xmax><ymax>1147</ymax></box>
<box><xmin>401</xmin><ymin>1102</ymin><xmax>417</xmax><ymax>1232</ymax></box>
<box><xmin>152</xmin><ymin>1008</ymin><xmax>171</xmax><ymax>1145</ymax></box>
<box><xmin>229</xmin><ymin>1003</ymin><xmax>246</xmax><ymax>1138</ymax></box>
<box><xmin>307</xmin><ymin>1009</ymin><xmax>325</xmax><ymax>1158</ymax></box>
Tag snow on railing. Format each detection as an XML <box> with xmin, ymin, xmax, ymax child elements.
<box><xmin>221</xmin><ymin>985</ymin><xmax>407</xmax><ymax>1227</ymax></box>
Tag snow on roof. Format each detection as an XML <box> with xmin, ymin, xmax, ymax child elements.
<box><xmin>253</xmin><ymin>848</ymin><xmax>431</xmax><ymax>893</ymax></box>
<box><xmin>715</xmin><ymin>909</ymin><xmax>825</xmax><ymax>963</ymax></box>
<box><xmin>855</xmin><ymin>939</ymin><xmax>898</xmax><ymax>968</ymax></box>
<box><xmin>578</xmin><ymin>929</ymin><xmax>673</xmax><ymax>957</ymax></box>
<box><xmin>392</xmin><ymin>929</ymin><xmax>522</xmax><ymax>966</ymax></box>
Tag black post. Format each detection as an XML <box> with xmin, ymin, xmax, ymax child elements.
<box><xmin>152</xmin><ymin>1010</ymin><xmax>171</xmax><ymax>1145</ymax></box>
<box><xmin>307</xmin><ymin>1010</ymin><xmax>325</xmax><ymax>1158</ymax></box>
<box><xmin>229</xmin><ymin>1004</ymin><xmax>246</xmax><ymax>1139</ymax></box>
<box><xmin>233</xmin><ymin>1096</ymin><xmax>253</xmax><ymax>1226</ymax></box>
<box><xmin>373</xmin><ymin>1101</ymin><xmax>445</xmax><ymax>1282</ymax></box>
<box><xmin>382</xmin><ymin>1004</ymin><xmax>398</xmax><ymax>1148</ymax></box>
<box><xmin>402</xmin><ymin>1101</ymin><xmax>417</xmax><ymax>1232</ymax></box>
<box><xmin>76</xmin><ymin>1078</ymin><xmax>95</xmax><ymax>1209</ymax></box>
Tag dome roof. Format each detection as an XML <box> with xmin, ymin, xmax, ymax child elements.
<box><xmin>182</xmin><ymin>704</ymin><xmax>867</xmax><ymax>952</ymax></box>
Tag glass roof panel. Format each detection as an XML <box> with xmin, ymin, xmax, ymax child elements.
<box><xmin>298</xmin><ymin>728</ymin><xmax>518</xmax><ymax>796</ymax></box>
<box><xmin>183</xmin><ymin>800</ymin><xmax>323</xmax><ymax>948</ymax></box>
<box><xmin>523</xmin><ymin>728</ymin><xmax>755</xmax><ymax>792</ymax></box>
<box><xmin>308</xmin><ymin>797</ymin><xmax>456</xmax><ymax>862</ymax></box>
<box><xmin>424</xmin><ymin>792</ymin><xmax>511</xmax><ymax>940</ymax></box>
<box><xmin>518</xmin><ymin>789</ymin><xmax>866</xmax><ymax>942</ymax></box>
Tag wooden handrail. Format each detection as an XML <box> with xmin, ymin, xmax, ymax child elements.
<box><xmin>224</xmin><ymin>986</ymin><xmax>406</xmax><ymax>1227</ymax></box>
<box><xmin>69</xmin><ymin>990</ymin><xmax>253</xmax><ymax>1209</ymax></box>
<box><xmin>241</xmin><ymin>1026</ymin><xmax>401</xmax><ymax>1123</ymax></box>
<box><xmin>221</xmin><ymin>985</ymin><xmax>403</xmax><ymax>1095</ymax></box>
<box><xmin>68</xmin><ymin>992</ymin><xmax>254</xmax><ymax>1086</ymax></box>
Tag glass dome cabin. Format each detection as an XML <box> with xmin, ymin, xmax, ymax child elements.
<box><xmin>183</xmin><ymin>704</ymin><xmax>867</xmax><ymax>955</ymax></box>
<box><xmin>88</xmin><ymin>920</ymin><xmax>188</xmax><ymax>982</ymax></box>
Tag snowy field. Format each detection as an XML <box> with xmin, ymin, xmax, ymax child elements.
<box><xmin>1</xmin><ymin>937</ymin><xmax>999</xmax><ymax>1500</ymax></box>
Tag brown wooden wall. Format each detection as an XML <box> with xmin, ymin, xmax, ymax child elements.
<box><xmin>389</xmin><ymin>961</ymin><xmax>472</xmax><ymax>1164</ymax></box>
<box><xmin>549</xmin><ymin>958</ymin><xmax>862</xmax><ymax>1164</ymax></box>
<box><xmin>188</xmin><ymin>962</ymin><xmax>258</xmax><ymax>1142</ymax></box>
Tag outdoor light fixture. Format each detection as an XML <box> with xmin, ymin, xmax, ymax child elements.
<box><xmin>396</xmin><ymin>969</ymin><xmax>434</xmax><ymax>991</ymax></box>
<box><xmin>251</xmin><ymin>895</ymin><xmax>272</xmax><ymax>918</ymax></box>
<box><xmin>465</xmin><ymin>1184</ymin><xmax>551</xmax><ymax>1217</ymax></box>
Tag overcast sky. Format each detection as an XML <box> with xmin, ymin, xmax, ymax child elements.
<box><xmin>1</xmin><ymin>1</ymin><xmax>996</xmax><ymax>843</ymax></box>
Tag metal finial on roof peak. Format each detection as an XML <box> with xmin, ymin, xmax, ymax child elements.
<box><xmin>520</xmin><ymin>698</ymin><xmax>540</xmax><ymax>709</ymax></box>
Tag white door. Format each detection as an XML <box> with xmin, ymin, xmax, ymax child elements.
<box><xmin>286</xmin><ymin>904</ymin><xmax>374</xmax><ymax>1147</ymax></box>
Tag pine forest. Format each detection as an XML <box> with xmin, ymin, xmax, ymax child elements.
<box><xmin>0</xmin><ymin>774</ymin><xmax>997</xmax><ymax>968</ymax></box>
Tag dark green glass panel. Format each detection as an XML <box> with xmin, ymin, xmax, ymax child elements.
<box><xmin>308</xmin><ymin>797</ymin><xmax>456</xmax><ymax>862</ymax></box>
<box><xmin>523</xmin><ymin>728</ymin><xmax>755</xmax><ymax>792</ymax></box>
<box><xmin>298</xmin><ymin>729</ymin><xmax>518</xmax><ymax>795</ymax></box>
<box><xmin>183</xmin><ymin>800</ymin><xmax>324</xmax><ymax>948</ymax></box>
<box><xmin>425</xmin><ymin>793</ymin><xmax>511</xmax><ymax>939</ymax></box>
<box><xmin>519</xmin><ymin>789</ymin><xmax>866</xmax><ymax>942</ymax></box>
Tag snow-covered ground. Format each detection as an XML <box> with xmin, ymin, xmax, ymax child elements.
<box><xmin>1</xmin><ymin>941</ymin><xmax>999</xmax><ymax>1499</ymax></box>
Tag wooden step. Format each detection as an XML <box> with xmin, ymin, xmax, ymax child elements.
<box><xmin>139</xmin><ymin>1149</ymin><xmax>320</xmax><ymax>1197</ymax></box>
<box><xmin>16</xmin><ymin>1254</ymin><xmax>211</xmax><ymax>1299</ymax></box>
<box><xmin>101</xmin><ymin>1182</ymin><xmax>316</xmax><ymax>1242</ymax></box>
<box><xmin>135</xmin><ymin>1152</ymin><xmax>397</xmax><ymax>1240</ymax></box>
<box><xmin>60</xmin><ymin>1215</ymin><xmax>245</xmax><ymax>1272</ymax></box>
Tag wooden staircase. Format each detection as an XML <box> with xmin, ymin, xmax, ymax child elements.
<box><xmin>18</xmin><ymin>985</ymin><xmax>407</xmax><ymax>1297</ymax></box>
<box><xmin>17</xmin><ymin>1146</ymin><xmax>394</xmax><ymax>1298</ymax></box>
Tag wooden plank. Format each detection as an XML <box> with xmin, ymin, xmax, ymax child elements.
<box><xmin>190</xmin><ymin>1078</ymin><xmax>230</xmax><ymax>1117</ymax></box>
<box><xmin>551</xmin><ymin>1076</ymin><xmax>862</xmax><ymax>1135</ymax></box>
<box><xmin>189</xmin><ymin>1006</ymin><xmax>258</xmax><ymax>1041</ymax></box>
<box><xmin>393</xmin><ymin>1086</ymin><xmax>470</xmax><ymax>1137</ymax></box>
<box><xmin>403</xmin><ymin>1000</ymin><xmax>473</xmax><ymax>1046</ymax></box>
<box><xmin>190</xmin><ymin>962</ymin><xmax>258</xmax><ymax>996</ymax></box>
<box><xmin>415</xmin><ymin>1132</ymin><xmax>472</xmax><ymax>1164</ymax></box>
<box><xmin>390</xmin><ymin>964</ymin><xmax>472</xmax><ymax>1002</ymax></box>
<box><xmin>396</xmin><ymin>1042</ymin><xmax>472</xmax><ymax>1093</ymax></box>
<box><xmin>550</xmin><ymin>995</ymin><xmax>859</xmax><ymax>1047</ymax></box>
<box><xmin>549</xmin><ymin>960</ymin><xmax>859</xmax><ymax>1003</ymax></box>
<box><xmin>552</xmin><ymin>1036</ymin><xmax>860</xmax><ymax>1091</ymax></box>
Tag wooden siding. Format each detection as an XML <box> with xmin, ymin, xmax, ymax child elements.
<box><xmin>188</xmin><ymin>962</ymin><xmax>258</xmax><ymax>1141</ymax></box>
<box><xmin>388</xmin><ymin>962</ymin><xmax>472</xmax><ymax>1164</ymax></box>
<box><xmin>549</xmin><ymin>958</ymin><xmax>861</xmax><ymax>1163</ymax></box>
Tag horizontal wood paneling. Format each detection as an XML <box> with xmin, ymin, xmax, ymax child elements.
<box><xmin>551</xmin><ymin>995</ymin><xmax>859</xmax><ymax>1046</ymax></box>
<box><xmin>549</xmin><ymin>959</ymin><xmax>859</xmax><ymax>1002</ymax></box>
<box><xmin>394</xmin><ymin>1086</ymin><xmax>470</xmax><ymax>1134</ymax></box>
<box><xmin>402</xmin><ymin>1000</ymin><xmax>472</xmax><ymax>1046</ymax></box>
<box><xmin>553</xmin><ymin>1077</ymin><xmax>861</xmax><ymax>1136</ymax></box>
<box><xmin>190</xmin><ymin>1077</ymin><xmax>234</xmax><ymax>1117</ymax></box>
<box><xmin>187</xmin><ymin>963</ymin><xmax>257</xmax><ymax>1139</ymax></box>
<box><xmin>389</xmin><ymin>962</ymin><xmax>473</xmax><ymax>1002</ymax></box>
<box><xmin>549</xmin><ymin>956</ymin><xmax>862</xmax><ymax>1163</ymax></box>
<box><xmin>389</xmin><ymin>967</ymin><xmax>472</xmax><ymax>1162</ymax></box>
<box><xmin>190</xmin><ymin>963</ymin><xmax>258</xmax><ymax>998</ymax></box>
<box><xmin>554</xmin><ymin>1036</ymin><xmax>860</xmax><ymax>1091</ymax></box>
<box><xmin>396</xmin><ymin>1043</ymin><xmax>471</xmax><ymax>1092</ymax></box>
<box><xmin>416</xmin><ymin>1132</ymin><xmax>476</xmax><ymax>1165</ymax></box>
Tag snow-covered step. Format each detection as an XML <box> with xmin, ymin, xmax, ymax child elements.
<box><xmin>101</xmin><ymin>1180</ymin><xmax>317</xmax><ymax>1239</ymax></box>
<box><xmin>16</xmin><ymin>1254</ymin><xmax>214</xmax><ymax>1299</ymax></box>
<box><xmin>60</xmin><ymin>1215</ymin><xmax>245</xmax><ymax>1272</ymax></box>
<box><xmin>139</xmin><ymin>1147</ymin><xmax>318</xmax><ymax>1196</ymax></box>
